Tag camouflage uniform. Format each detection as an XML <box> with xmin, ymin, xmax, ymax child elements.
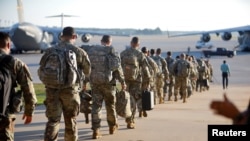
<box><xmin>120</xmin><ymin>47</ymin><xmax>151</xmax><ymax>127</ymax></box>
<box><xmin>41</xmin><ymin>41</ymin><xmax>91</xmax><ymax>141</ymax></box>
<box><xmin>173</xmin><ymin>54</ymin><xmax>190</xmax><ymax>103</ymax></box>
<box><xmin>87</xmin><ymin>45</ymin><xmax>126</xmax><ymax>133</ymax></box>
<box><xmin>151</xmin><ymin>55</ymin><xmax>169</xmax><ymax>104</ymax></box>
<box><xmin>164</xmin><ymin>56</ymin><xmax>175</xmax><ymax>101</ymax></box>
<box><xmin>196</xmin><ymin>59</ymin><xmax>209</xmax><ymax>92</ymax></box>
<box><xmin>0</xmin><ymin>51</ymin><xmax>37</xmax><ymax>141</ymax></box>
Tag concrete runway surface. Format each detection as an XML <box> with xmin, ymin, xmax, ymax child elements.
<box><xmin>12</xmin><ymin>35</ymin><xmax>250</xmax><ymax>141</ymax></box>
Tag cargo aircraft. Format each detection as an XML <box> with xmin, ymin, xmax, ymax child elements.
<box><xmin>0</xmin><ymin>0</ymin><xmax>129</xmax><ymax>54</ymax></box>
<box><xmin>168</xmin><ymin>25</ymin><xmax>250</xmax><ymax>52</ymax></box>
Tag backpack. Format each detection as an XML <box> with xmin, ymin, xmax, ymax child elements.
<box><xmin>116</xmin><ymin>89</ymin><xmax>132</xmax><ymax>118</ymax></box>
<box><xmin>166</xmin><ymin>57</ymin><xmax>175</xmax><ymax>75</ymax></box>
<box><xmin>38</xmin><ymin>44</ymin><xmax>81</xmax><ymax>89</ymax></box>
<box><xmin>121</xmin><ymin>49</ymin><xmax>140</xmax><ymax>81</ymax></box>
<box><xmin>175</xmin><ymin>60</ymin><xmax>190</xmax><ymax>77</ymax></box>
<box><xmin>87</xmin><ymin>45</ymin><xmax>119</xmax><ymax>85</ymax></box>
<box><xmin>0</xmin><ymin>55</ymin><xmax>13</xmax><ymax>116</ymax></box>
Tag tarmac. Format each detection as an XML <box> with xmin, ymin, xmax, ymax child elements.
<box><xmin>12</xmin><ymin>35</ymin><xmax>250</xmax><ymax>141</ymax></box>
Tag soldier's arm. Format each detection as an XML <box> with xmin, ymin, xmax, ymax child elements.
<box><xmin>140</xmin><ymin>53</ymin><xmax>151</xmax><ymax>81</ymax></box>
<box><xmin>161</xmin><ymin>58</ymin><xmax>169</xmax><ymax>79</ymax></box>
<box><xmin>14</xmin><ymin>58</ymin><xmax>37</xmax><ymax>116</ymax></box>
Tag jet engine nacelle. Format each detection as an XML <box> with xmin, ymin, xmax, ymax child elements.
<box><xmin>221</xmin><ymin>32</ymin><xmax>232</xmax><ymax>41</ymax></box>
<box><xmin>81</xmin><ymin>34</ymin><xmax>92</xmax><ymax>43</ymax></box>
<box><xmin>200</xmin><ymin>33</ymin><xmax>211</xmax><ymax>42</ymax></box>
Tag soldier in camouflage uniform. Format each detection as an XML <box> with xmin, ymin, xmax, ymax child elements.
<box><xmin>151</xmin><ymin>48</ymin><xmax>169</xmax><ymax>104</ymax></box>
<box><xmin>120</xmin><ymin>37</ymin><xmax>151</xmax><ymax>129</ymax></box>
<box><xmin>0</xmin><ymin>32</ymin><xmax>37</xmax><ymax>141</ymax></box>
<box><xmin>87</xmin><ymin>35</ymin><xmax>126</xmax><ymax>139</ymax></box>
<box><xmin>141</xmin><ymin>47</ymin><xmax>159</xmax><ymax>116</ymax></box>
<box><xmin>164</xmin><ymin>51</ymin><xmax>175</xmax><ymax>101</ymax></box>
<box><xmin>173</xmin><ymin>53</ymin><xmax>190</xmax><ymax>103</ymax></box>
<box><xmin>196</xmin><ymin>58</ymin><xmax>209</xmax><ymax>92</ymax></box>
<box><xmin>205</xmin><ymin>59</ymin><xmax>213</xmax><ymax>83</ymax></box>
<box><xmin>39</xmin><ymin>27</ymin><xmax>91</xmax><ymax>141</ymax></box>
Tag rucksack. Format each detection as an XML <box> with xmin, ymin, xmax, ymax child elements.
<box><xmin>87</xmin><ymin>45</ymin><xmax>119</xmax><ymax>85</ymax></box>
<box><xmin>152</xmin><ymin>56</ymin><xmax>163</xmax><ymax>73</ymax></box>
<box><xmin>121</xmin><ymin>49</ymin><xmax>140</xmax><ymax>81</ymax></box>
<box><xmin>38</xmin><ymin>43</ymin><xmax>81</xmax><ymax>89</ymax></box>
<box><xmin>0</xmin><ymin>55</ymin><xmax>13</xmax><ymax>115</ymax></box>
<box><xmin>166</xmin><ymin>57</ymin><xmax>175</xmax><ymax>75</ymax></box>
<box><xmin>175</xmin><ymin>60</ymin><xmax>190</xmax><ymax>77</ymax></box>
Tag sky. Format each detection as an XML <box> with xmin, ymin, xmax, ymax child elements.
<box><xmin>0</xmin><ymin>0</ymin><xmax>250</xmax><ymax>31</ymax></box>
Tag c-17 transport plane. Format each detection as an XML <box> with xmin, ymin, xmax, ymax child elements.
<box><xmin>168</xmin><ymin>25</ymin><xmax>250</xmax><ymax>52</ymax></box>
<box><xmin>0</xmin><ymin>0</ymin><xmax>129</xmax><ymax>54</ymax></box>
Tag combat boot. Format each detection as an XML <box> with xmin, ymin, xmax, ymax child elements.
<box><xmin>174</xmin><ymin>96</ymin><xmax>178</xmax><ymax>102</ymax></box>
<box><xmin>139</xmin><ymin>111</ymin><xmax>143</xmax><ymax>117</ymax></box>
<box><xmin>127</xmin><ymin>122</ymin><xmax>135</xmax><ymax>129</ymax></box>
<box><xmin>92</xmin><ymin>129</ymin><xmax>102</xmax><ymax>139</ymax></box>
<box><xmin>109</xmin><ymin>124</ymin><xmax>118</xmax><ymax>134</ymax></box>
<box><xmin>143</xmin><ymin>110</ymin><xmax>147</xmax><ymax>117</ymax></box>
<box><xmin>168</xmin><ymin>96</ymin><xmax>172</xmax><ymax>101</ymax></box>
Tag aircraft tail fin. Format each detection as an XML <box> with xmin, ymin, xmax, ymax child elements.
<box><xmin>16</xmin><ymin>0</ymin><xmax>25</xmax><ymax>23</ymax></box>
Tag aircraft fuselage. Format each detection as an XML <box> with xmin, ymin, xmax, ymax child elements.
<box><xmin>9</xmin><ymin>22</ymin><xmax>49</xmax><ymax>53</ymax></box>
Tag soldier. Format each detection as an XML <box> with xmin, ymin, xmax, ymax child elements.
<box><xmin>164</xmin><ymin>51</ymin><xmax>175</xmax><ymax>101</ymax></box>
<box><xmin>151</xmin><ymin>48</ymin><xmax>169</xmax><ymax>104</ymax></box>
<box><xmin>87</xmin><ymin>35</ymin><xmax>126</xmax><ymax>139</ymax></box>
<box><xmin>141</xmin><ymin>46</ymin><xmax>159</xmax><ymax>116</ymax></box>
<box><xmin>173</xmin><ymin>53</ymin><xmax>190</xmax><ymax>103</ymax></box>
<box><xmin>205</xmin><ymin>59</ymin><xmax>213</xmax><ymax>83</ymax></box>
<box><xmin>0</xmin><ymin>32</ymin><xmax>37</xmax><ymax>141</ymax></box>
<box><xmin>196</xmin><ymin>58</ymin><xmax>209</xmax><ymax>92</ymax></box>
<box><xmin>38</xmin><ymin>27</ymin><xmax>91</xmax><ymax>141</ymax></box>
<box><xmin>120</xmin><ymin>36</ymin><xmax>151</xmax><ymax>129</ymax></box>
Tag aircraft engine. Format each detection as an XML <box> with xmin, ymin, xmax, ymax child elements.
<box><xmin>200</xmin><ymin>33</ymin><xmax>211</xmax><ymax>42</ymax></box>
<box><xmin>221</xmin><ymin>32</ymin><xmax>232</xmax><ymax>41</ymax></box>
<box><xmin>81</xmin><ymin>34</ymin><xmax>92</xmax><ymax>43</ymax></box>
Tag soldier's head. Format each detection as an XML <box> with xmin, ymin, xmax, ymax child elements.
<box><xmin>0</xmin><ymin>32</ymin><xmax>11</xmax><ymax>54</ymax></box>
<box><xmin>167</xmin><ymin>51</ymin><xmax>172</xmax><ymax>56</ymax></box>
<box><xmin>141</xmin><ymin>46</ymin><xmax>148</xmax><ymax>53</ymax></box>
<box><xmin>156</xmin><ymin>48</ymin><xmax>161</xmax><ymax>55</ymax></box>
<box><xmin>150</xmin><ymin>49</ymin><xmax>155</xmax><ymax>56</ymax></box>
<box><xmin>61</xmin><ymin>26</ymin><xmax>77</xmax><ymax>43</ymax></box>
<box><xmin>130</xmin><ymin>36</ymin><xmax>140</xmax><ymax>48</ymax></box>
<box><xmin>180</xmin><ymin>53</ymin><xmax>186</xmax><ymax>59</ymax></box>
<box><xmin>101</xmin><ymin>35</ymin><xmax>112</xmax><ymax>46</ymax></box>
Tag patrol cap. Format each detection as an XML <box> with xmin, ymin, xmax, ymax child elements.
<box><xmin>141</xmin><ymin>46</ymin><xmax>148</xmax><ymax>53</ymax></box>
<box><xmin>62</xmin><ymin>26</ymin><xmax>76</xmax><ymax>36</ymax></box>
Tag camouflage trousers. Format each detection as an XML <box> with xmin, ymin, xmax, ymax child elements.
<box><xmin>125</xmin><ymin>80</ymin><xmax>142</xmax><ymax>124</ymax></box>
<box><xmin>164</xmin><ymin>75</ymin><xmax>175</xmax><ymax>99</ymax></box>
<box><xmin>0</xmin><ymin>117</ymin><xmax>15</xmax><ymax>141</ymax></box>
<box><xmin>91</xmin><ymin>84</ymin><xmax>117</xmax><ymax>130</ymax></box>
<box><xmin>174</xmin><ymin>77</ymin><xmax>188</xmax><ymax>101</ymax></box>
<box><xmin>44</xmin><ymin>87</ymin><xmax>80</xmax><ymax>141</ymax></box>
<box><xmin>155</xmin><ymin>76</ymin><xmax>164</xmax><ymax>102</ymax></box>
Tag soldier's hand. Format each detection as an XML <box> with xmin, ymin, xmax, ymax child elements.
<box><xmin>22</xmin><ymin>114</ymin><xmax>32</xmax><ymax>124</ymax></box>
<box><xmin>121</xmin><ymin>84</ymin><xmax>127</xmax><ymax>90</ymax></box>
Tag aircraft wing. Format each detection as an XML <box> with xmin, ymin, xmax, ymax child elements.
<box><xmin>168</xmin><ymin>25</ymin><xmax>250</xmax><ymax>37</ymax></box>
<box><xmin>40</xmin><ymin>26</ymin><xmax>130</xmax><ymax>44</ymax></box>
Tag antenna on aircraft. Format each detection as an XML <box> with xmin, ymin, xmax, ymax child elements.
<box><xmin>45</xmin><ymin>13</ymin><xmax>79</xmax><ymax>28</ymax></box>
